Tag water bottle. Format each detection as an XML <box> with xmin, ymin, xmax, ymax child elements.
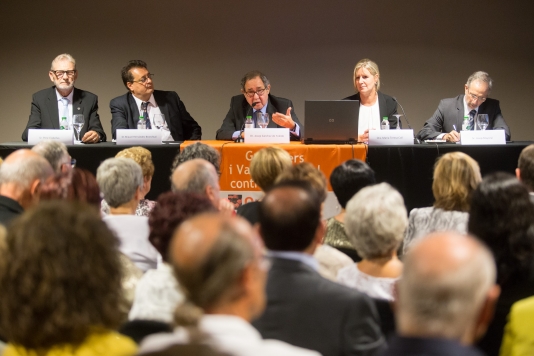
<box><xmin>137</xmin><ymin>116</ymin><xmax>147</xmax><ymax>130</ymax></box>
<box><xmin>462</xmin><ymin>116</ymin><xmax>469</xmax><ymax>131</ymax></box>
<box><xmin>60</xmin><ymin>116</ymin><xmax>68</xmax><ymax>130</ymax></box>
<box><xmin>244</xmin><ymin>115</ymin><xmax>253</xmax><ymax>129</ymax></box>
<box><xmin>381</xmin><ymin>117</ymin><xmax>389</xmax><ymax>130</ymax></box>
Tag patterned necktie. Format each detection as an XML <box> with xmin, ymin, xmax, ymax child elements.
<box><xmin>468</xmin><ymin>109</ymin><xmax>476</xmax><ymax>130</ymax></box>
<box><xmin>141</xmin><ymin>102</ymin><xmax>152</xmax><ymax>129</ymax></box>
<box><xmin>60</xmin><ymin>97</ymin><xmax>70</xmax><ymax>129</ymax></box>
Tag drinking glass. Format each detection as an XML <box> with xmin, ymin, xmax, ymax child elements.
<box><xmin>393</xmin><ymin>114</ymin><xmax>402</xmax><ymax>130</ymax></box>
<box><xmin>153</xmin><ymin>114</ymin><xmax>165</xmax><ymax>129</ymax></box>
<box><xmin>476</xmin><ymin>114</ymin><xmax>489</xmax><ymax>130</ymax></box>
<box><xmin>257</xmin><ymin>113</ymin><xmax>269</xmax><ymax>128</ymax></box>
<box><xmin>72</xmin><ymin>114</ymin><xmax>84</xmax><ymax>142</ymax></box>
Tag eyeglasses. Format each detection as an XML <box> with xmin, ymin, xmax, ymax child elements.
<box><xmin>131</xmin><ymin>73</ymin><xmax>155</xmax><ymax>84</ymax></box>
<box><xmin>467</xmin><ymin>90</ymin><xmax>487</xmax><ymax>102</ymax></box>
<box><xmin>51</xmin><ymin>70</ymin><xmax>77</xmax><ymax>78</ymax></box>
<box><xmin>244</xmin><ymin>87</ymin><xmax>267</xmax><ymax>98</ymax></box>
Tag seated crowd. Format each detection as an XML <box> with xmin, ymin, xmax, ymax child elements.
<box><xmin>1</xmin><ymin>141</ymin><xmax>534</xmax><ymax>356</ymax></box>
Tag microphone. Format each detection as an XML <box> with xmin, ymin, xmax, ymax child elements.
<box><xmin>393</xmin><ymin>97</ymin><xmax>420</xmax><ymax>144</ymax></box>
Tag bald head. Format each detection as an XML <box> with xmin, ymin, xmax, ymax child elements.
<box><xmin>397</xmin><ymin>232</ymin><xmax>497</xmax><ymax>343</ymax></box>
<box><xmin>171</xmin><ymin>158</ymin><xmax>219</xmax><ymax>207</ymax></box>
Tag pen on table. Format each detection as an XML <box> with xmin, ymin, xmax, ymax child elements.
<box><xmin>453</xmin><ymin>124</ymin><xmax>457</xmax><ymax>131</ymax></box>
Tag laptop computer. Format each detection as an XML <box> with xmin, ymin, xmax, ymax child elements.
<box><xmin>302</xmin><ymin>100</ymin><xmax>360</xmax><ymax>144</ymax></box>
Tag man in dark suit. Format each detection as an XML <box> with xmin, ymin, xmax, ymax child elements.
<box><xmin>253</xmin><ymin>181</ymin><xmax>385</xmax><ymax>356</ymax></box>
<box><xmin>382</xmin><ymin>232</ymin><xmax>500</xmax><ymax>356</ymax></box>
<box><xmin>110</xmin><ymin>60</ymin><xmax>201</xmax><ymax>141</ymax></box>
<box><xmin>22</xmin><ymin>54</ymin><xmax>106</xmax><ymax>143</ymax></box>
<box><xmin>417</xmin><ymin>71</ymin><xmax>510</xmax><ymax>142</ymax></box>
<box><xmin>216</xmin><ymin>70</ymin><xmax>303</xmax><ymax>141</ymax></box>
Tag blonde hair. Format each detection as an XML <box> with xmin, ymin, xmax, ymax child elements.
<box><xmin>353</xmin><ymin>58</ymin><xmax>380</xmax><ymax>92</ymax></box>
<box><xmin>250</xmin><ymin>147</ymin><xmax>292</xmax><ymax>192</ymax></box>
<box><xmin>116</xmin><ymin>146</ymin><xmax>155</xmax><ymax>179</ymax></box>
<box><xmin>433</xmin><ymin>152</ymin><xmax>481</xmax><ymax>212</ymax></box>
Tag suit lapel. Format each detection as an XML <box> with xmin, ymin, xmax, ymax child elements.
<box><xmin>47</xmin><ymin>88</ymin><xmax>60</xmax><ymax>129</ymax></box>
<box><xmin>72</xmin><ymin>88</ymin><xmax>84</xmax><ymax>117</ymax></box>
<box><xmin>154</xmin><ymin>91</ymin><xmax>171</xmax><ymax>127</ymax></box>
<box><xmin>456</xmin><ymin>95</ymin><xmax>465</xmax><ymax>129</ymax></box>
<box><xmin>377</xmin><ymin>91</ymin><xmax>386</xmax><ymax>118</ymax></box>
<box><xmin>127</xmin><ymin>93</ymin><xmax>141</xmax><ymax>122</ymax></box>
<box><xmin>266</xmin><ymin>101</ymin><xmax>277</xmax><ymax>128</ymax></box>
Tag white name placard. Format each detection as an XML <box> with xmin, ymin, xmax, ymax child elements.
<box><xmin>244</xmin><ymin>128</ymin><xmax>290</xmax><ymax>144</ymax></box>
<box><xmin>461</xmin><ymin>130</ymin><xmax>505</xmax><ymax>145</ymax></box>
<box><xmin>28</xmin><ymin>129</ymin><xmax>74</xmax><ymax>145</ymax></box>
<box><xmin>116</xmin><ymin>129</ymin><xmax>162</xmax><ymax>145</ymax></box>
<box><xmin>368</xmin><ymin>129</ymin><xmax>414</xmax><ymax>146</ymax></box>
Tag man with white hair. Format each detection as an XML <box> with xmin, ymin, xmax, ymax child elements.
<box><xmin>22</xmin><ymin>53</ymin><xmax>106</xmax><ymax>143</ymax></box>
<box><xmin>382</xmin><ymin>232</ymin><xmax>500</xmax><ymax>356</ymax></box>
<box><xmin>31</xmin><ymin>140</ymin><xmax>72</xmax><ymax>175</ymax></box>
<box><xmin>0</xmin><ymin>149</ymin><xmax>54</xmax><ymax>225</ymax></box>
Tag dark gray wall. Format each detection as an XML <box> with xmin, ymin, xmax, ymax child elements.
<box><xmin>1</xmin><ymin>1</ymin><xmax>533</xmax><ymax>143</ymax></box>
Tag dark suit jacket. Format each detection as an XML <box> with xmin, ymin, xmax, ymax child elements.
<box><xmin>343</xmin><ymin>91</ymin><xmax>399</xmax><ymax>129</ymax></box>
<box><xmin>380</xmin><ymin>335</ymin><xmax>485</xmax><ymax>356</ymax></box>
<box><xmin>416</xmin><ymin>95</ymin><xmax>511</xmax><ymax>141</ymax></box>
<box><xmin>216</xmin><ymin>94</ymin><xmax>303</xmax><ymax>141</ymax></box>
<box><xmin>110</xmin><ymin>90</ymin><xmax>201</xmax><ymax>141</ymax></box>
<box><xmin>253</xmin><ymin>257</ymin><xmax>385</xmax><ymax>356</ymax></box>
<box><xmin>22</xmin><ymin>87</ymin><xmax>106</xmax><ymax>142</ymax></box>
<box><xmin>0</xmin><ymin>195</ymin><xmax>24</xmax><ymax>227</ymax></box>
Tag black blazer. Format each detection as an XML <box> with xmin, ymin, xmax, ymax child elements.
<box><xmin>22</xmin><ymin>87</ymin><xmax>106</xmax><ymax>142</ymax></box>
<box><xmin>216</xmin><ymin>94</ymin><xmax>303</xmax><ymax>141</ymax></box>
<box><xmin>416</xmin><ymin>95</ymin><xmax>511</xmax><ymax>141</ymax></box>
<box><xmin>253</xmin><ymin>257</ymin><xmax>385</xmax><ymax>356</ymax></box>
<box><xmin>343</xmin><ymin>91</ymin><xmax>399</xmax><ymax>129</ymax></box>
<box><xmin>110</xmin><ymin>90</ymin><xmax>201</xmax><ymax>141</ymax></box>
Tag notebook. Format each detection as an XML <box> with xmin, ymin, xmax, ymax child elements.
<box><xmin>302</xmin><ymin>100</ymin><xmax>360</xmax><ymax>144</ymax></box>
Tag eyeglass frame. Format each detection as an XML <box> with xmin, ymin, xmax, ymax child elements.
<box><xmin>130</xmin><ymin>73</ymin><xmax>155</xmax><ymax>85</ymax></box>
<box><xmin>51</xmin><ymin>70</ymin><xmax>77</xmax><ymax>78</ymax></box>
<box><xmin>242</xmin><ymin>87</ymin><xmax>269</xmax><ymax>98</ymax></box>
<box><xmin>466</xmin><ymin>90</ymin><xmax>487</xmax><ymax>102</ymax></box>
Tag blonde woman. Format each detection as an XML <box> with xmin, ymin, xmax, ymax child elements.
<box><xmin>403</xmin><ymin>152</ymin><xmax>481</xmax><ymax>253</ymax></box>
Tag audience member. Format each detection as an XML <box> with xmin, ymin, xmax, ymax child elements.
<box><xmin>500</xmin><ymin>296</ymin><xmax>534</xmax><ymax>356</ymax></box>
<box><xmin>139</xmin><ymin>213</ymin><xmax>319</xmax><ymax>356</ymax></box>
<box><xmin>468</xmin><ymin>172</ymin><xmax>534</xmax><ymax>356</ymax></box>
<box><xmin>275</xmin><ymin>162</ymin><xmax>353</xmax><ymax>280</ymax></box>
<box><xmin>0</xmin><ymin>149</ymin><xmax>53</xmax><ymax>226</ymax></box>
<box><xmin>337</xmin><ymin>183</ymin><xmax>406</xmax><ymax>301</ymax></box>
<box><xmin>171</xmin><ymin>142</ymin><xmax>221</xmax><ymax>174</ymax></box>
<box><xmin>102</xmin><ymin>146</ymin><xmax>156</xmax><ymax>217</ymax></box>
<box><xmin>515</xmin><ymin>144</ymin><xmax>534</xmax><ymax>202</ymax></box>
<box><xmin>253</xmin><ymin>182</ymin><xmax>385</xmax><ymax>356</ymax></box>
<box><xmin>383</xmin><ymin>232</ymin><xmax>500</xmax><ymax>356</ymax></box>
<box><xmin>171</xmin><ymin>158</ymin><xmax>233</xmax><ymax>215</ymax></box>
<box><xmin>0</xmin><ymin>201</ymin><xmax>137</xmax><ymax>355</ymax></box>
<box><xmin>31</xmin><ymin>140</ymin><xmax>72</xmax><ymax>175</ymax></box>
<box><xmin>97</xmin><ymin>157</ymin><xmax>160</xmax><ymax>272</ymax></box>
<box><xmin>403</xmin><ymin>152</ymin><xmax>481</xmax><ymax>253</ymax></box>
<box><xmin>237</xmin><ymin>147</ymin><xmax>293</xmax><ymax>224</ymax></box>
<box><xmin>326</xmin><ymin>159</ymin><xmax>375</xmax><ymax>261</ymax></box>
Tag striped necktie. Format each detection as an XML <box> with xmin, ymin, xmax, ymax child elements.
<box><xmin>141</xmin><ymin>102</ymin><xmax>152</xmax><ymax>129</ymax></box>
<box><xmin>468</xmin><ymin>109</ymin><xmax>476</xmax><ymax>130</ymax></box>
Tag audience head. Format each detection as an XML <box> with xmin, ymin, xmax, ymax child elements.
<box><xmin>96</xmin><ymin>157</ymin><xmax>143</xmax><ymax>209</ymax></box>
<box><xmin>172</xmin><ymin>142</ymin><xmax>221</xmax><ymax>174</ymax></box>
<box><xmin>0</xmin><ymin>149</ymin><xmax>53</xmax><ymax>209</ymax></box>
<box><xmin>171</xmin><ymin>158</ymin><xmax>220</xmax><ymax>208</ymax></box>
<box><xmin>468</xmin><ymin>172</ymin><xmax>534</xmax><ymax>284</ymax></box>
<box><xmin>0</xmin><ymin>201</ymin><xmax>124</xmax><ymax>349</ymax></box>
<box><xmin>259</xmin><ymin>182</ymin><xmax>322</xmax><ymax>252</ymax></box>
<box><xmin>171</xmin><ymin>213</ymin><xmax>267</xmax><ymax>329</ymax></box>
<box><xmin>39</xmin><ymin>168</ymin><xmax>101</xmax><ymax>210</ymax></box>
<box><xmin>353</xmin><ymin>58</ymin><xmax>380</xmax><ymax>92</ymax></box>
<box><xmin>330</xmin><ymin>159</ymin><xmax>375</xmax><ymax>209</ymax></box>
<box><xmin>275</xmin><ymin>162</ymin><xmax>327</xmax><ymax>203</ymax></box>
<box><xmin>516</xmin><ymin>144</ymin><xmax>534</xmax><ymax>192</ymax></box>
<box><xmin>345</xmin><ymin>183</ymin><xmax>407</xmax><ymax>259</ymax></box>
<box><xmin>116</xmin><ymin>146</ymin><xmax>155</xmax><ymax>198</ymax></box>
<box><xmin>397</xmin><ymin>232</ymin><xmax>499</xmax><ymax>344</ymax></box>
<box><xmin>432</xmin><ymin>152</ymin><xmax>481</xmax><ymax>212</ymax></box>
<box><xmin>149</xmin><ymin>191</ymin><xmax>217</xmax><ymax>263</ymax></box>
<box><xmin>250</xmin><ymin>147</ymin><xmax>292</xmax><ymax>192</ymax></box>
<box><xmin>31</xmin><ymin>140</ymin><xmax>71</xmax><ymax>174</ymax></box>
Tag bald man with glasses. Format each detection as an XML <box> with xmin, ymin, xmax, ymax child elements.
<box><xmin>417</xmin><ymin>71</ymin><xmax>510</xmax><ymax>142</ymax></box>
<box><xmin>22</xmin><ymin>53</ymin><xmax>106</xmax><ymax>143</ymax></box>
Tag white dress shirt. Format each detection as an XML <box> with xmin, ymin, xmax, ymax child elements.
<box><xmin>132</xmin><ymin>94</ymin><xmax>174</xmax><ymax>141</ymax></box>
<box><xmin>55</xmin><ymin>89</ymin><xmax>74</xmax><ymax>128</ymax></box>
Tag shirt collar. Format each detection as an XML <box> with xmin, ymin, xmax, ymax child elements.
<box><xmin>253</xmin><ymin>99</ymin><xmax>269</xmax><ymax>114</ymax></box>
<box><xmin>463</xmin><ymin>95</ymin><xmax>479</xmax><ymax>116</ymax></box>
<box><xmin>268</xmin><ymin>250</ymin><xmax>319</xmax><ymax>271</ymax></box>
<box><xmin>55</xmin><ymin>88</ymin><xmax>74</xmax><ymax>103</ymax></box>
<box><xmin>132</xmin><ymin>93</ymin><xmax>157</xmax><ymax>110</ymax></box>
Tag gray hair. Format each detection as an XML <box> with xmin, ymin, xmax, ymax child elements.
<box><xmin>171</xmin><ymin>160</ymin><xmax>218</xmax><ymax>195</ymax></box>
<box><xmin>51</xmin><ymin>53</ymin><xmax>76</xmax><ymax>70</ymax></box>
<box><xmin>31</xmin><ymin>140</ymin><xmax>69</xmax><ymax>174</ymax></box>
<box><xmin>240</xmin><ymin>70</ymin><xmax>270</xmax><ymax>91</ymax></box>
<box><xmin>466</xmin><ymin>71</ymin><xmax>492</xmax><ymax>91</ymax></box>
<box><xmin>171</xmin><ymin>142</ymin><xmax>221</xmax><ymax>173</ymax></box>
<box><xmin>398</xmin><ymin>235</ymin><xmax>496</xmax><ymax>339</ymax></box>
<box><xmin>345</xmin><ymin>183</ymin><xmax>407</xmax><ymax>259</ymax></box>
<box><xmin>96</xmin><ymin>157</ymin><xmax>143</xmax><ymax>208</ymax></box>
<box><xmin>0</xmin><ymin>153</ymin><xmax>53</xmax><ymax>188</ymax></box>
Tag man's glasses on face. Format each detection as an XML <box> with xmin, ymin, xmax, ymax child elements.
<box><xmin>131</xmin><ymin>73</ymin><xmax>155</xmax><ymax>85</ymax></box>
<box><xmin>244</xmin><ymin>88</ymin><xmax>267</xmax><ymax>98</ymax></box>
<box><xmin>51</xmin><ymin>70</ymin><xmax>77</xmax><ymax>78</ymax></box>
<box><xmin>467</xmin><ymin>90</ymin><xmax>487</xmax><ymax>102</ymax></box>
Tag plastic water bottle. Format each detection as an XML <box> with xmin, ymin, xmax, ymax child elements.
<box><xmin>244</xmin><ymin>116</ymin><xmax>253</xmax><ymax>129</ymax></box>
<box><xmin>60</xmin><ymin>116</ymin><xmax>68</xmax><ymax>130</ymax></box>
<box><xmin>381</xmin><ymin>117</ymin><xmax>390</xmax><ymax>130</ymax></box>
<box><xmin>137</xmin><ymin>116</ymin><xmax>147</xmax><ymax>130</ymax></box>
<box><xmin>462</xmin><ymin>116</ymin><xmax>469</xmax><ymax>131</ymax></box>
